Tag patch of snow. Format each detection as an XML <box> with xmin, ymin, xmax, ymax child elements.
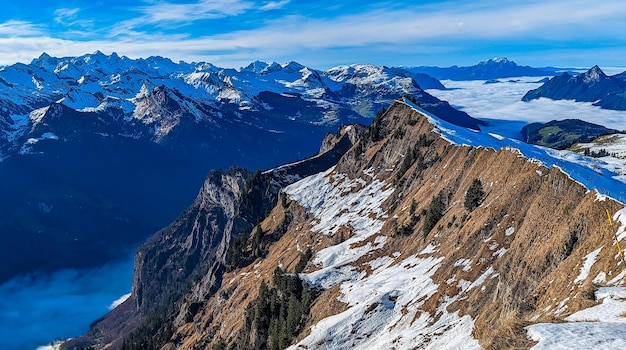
<box><xmin>418</xmin><ymin>244</ymin><xmax>436</xmax><ymax>255</ymax></box>
<box><xmin>284</xmin><ymin>167</ymin><xmax>394</xmax><ymax>238</ymax></box>
<box><xmin>595</xmin><ymin>191</ymin><xmax>608</xmax><ymax>202</ymax></box>
<box><xmin>614</xmin><ymin>207</ymin><xmax>626</xmax><ymax>242</ymax></box>
<box><xmin>505</xmin><ymin>226</ymin><xmax>515</xmax><ymax>236</ymax></box>
<box><xmin>574</xmin><ymin>248</ymin><xmax>603</xmax><ymax>284</ymax></box>
<box><xmin>527</xmin><ymin>287</ymin><xmax>626</xmax><ymax>349</ymax></box>
<box><xmin>37</xmin><ymin>342</ymin><xmax>64</xmax><ymax>350</ymax></box>
<box><xmin>493</xmin><ymin>247</ymin><xmax>508</xmax><ymax>258</ymax></box>
<box><xmin>489</xmin><ymin>133</ymin><xmax>504</xmax><ymax>140</ymax></box>
<box><xmin>293</xmin><ymin>254</ymin><xmax>480</xmax><ymax>350</ymax></box>
<box><xmin>454</xmin><ymin>258</ymin><xmax>472</xmax><ymax>272</ymax></box>
<box><xmin>554</xmin><ymin>297</ymin><xmax>570</xmax><ymax>316</ymax></box>
<box><xmin>109</xmin><ymin>293</ymin><xmax>131</xmax><ymax>310</ymax></box>
<box><xmin>593</xmin><ymin>272</ymin><xmax>607</xmax><ymax>284</ymax></box>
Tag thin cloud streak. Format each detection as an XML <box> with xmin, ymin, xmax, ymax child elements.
<box><xmin>135</xmin><ymin>0</ymin><xmax>254</xmax><ymax>24</ymax></box>
<box><xmin>260</xmin><ymin>0</ymin><xmax>290</xmax><ymax>11</ymax></box>
<box><xmin>53</xmin><ymin>8</ymin><xmax>80</xmax><ymax>24</ymax></box>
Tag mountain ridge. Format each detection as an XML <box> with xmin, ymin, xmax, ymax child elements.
<box><xmin>407</xmin><ymin>57</ymin><xmax>557</xmax><ymax>81</ymax></box>
<box><xmin>522</xmin><ymin>65</ymin><xmax>626</xmax><ymax>110</ymax></box>
<box><xmin>65</xmin><ymin>99</ymin><xmax>626</xmax><ymax>349</ymax></box>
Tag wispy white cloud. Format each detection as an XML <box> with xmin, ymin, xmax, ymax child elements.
<box><xmin>135</xmin><ymin>0</ymin><xmax>253</xmax><ymax>24</ymax></box>
<box><xmin>0</xmin><ymin>21</ymin><xmax>43</xmax><ymax>37</ymax></box>
<box><xmin>260</xmin><ymin>0</ymin><xmax>290</xmax><ymax>11</ymax></box>
<box><xmin>53</xmin><ymin>8</ymin><xmax>80</xmax><ymax>24</ymax></box>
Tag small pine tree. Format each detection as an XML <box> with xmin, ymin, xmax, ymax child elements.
<box><xmin>423</xmin><ymin>191</ymin><xmax>446</xmax><ymax>235</ymax></box>
<box><xmin>464</xmin><ymin>179</ymin><xmax>485</xmax><ymax>211</ymax></box>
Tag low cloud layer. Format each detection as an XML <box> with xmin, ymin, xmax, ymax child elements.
<box><xmin>0</xmin><ymin>258</ymin><xmax>133</xmax><ymax>349</ymax></box>
<box><xmin>427</xmin><ymin>77</ymin><xmax>626</xmax><ymax>132</ymax></box>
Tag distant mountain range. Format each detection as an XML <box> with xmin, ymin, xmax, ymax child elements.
<box><xmin>407</xmin><ymin>58</ymin><xmax>558</xmax><ymax>80</ymax></box>
<box><xmin>0</xmin><ymin>52</ymin><xmax>481</xmax><ymax>282</ymax></box>
<box><xmin>522</xmin><ymin>65</ymin><xmax>626</xmax><ymax>110</ymax></box>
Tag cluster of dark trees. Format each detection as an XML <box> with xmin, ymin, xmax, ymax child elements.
<box><xmin>245</xmin><ymin>266</ymin><xmax>317</xmax><ymax>350</ymax></box>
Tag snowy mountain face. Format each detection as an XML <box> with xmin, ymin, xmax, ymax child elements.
<box><xmin>0</xmin><ymin>52</ymin><xmax>463</xmax><ymax>159</ymax></box>
<box><xmin>0</xmin><ymin>52</ymin><xmax>476</xmax><ymax>283</ymax></box>
<box><xmin>72</xmin><ymin>98</ymin><xmax>626</xmax><ymax>349</ymax></box>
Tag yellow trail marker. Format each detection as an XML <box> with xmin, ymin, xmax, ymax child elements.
<box><xmin>607</xmin><ymin>209</ymin><xmax>626</xmax><ymax>283</ymax></box>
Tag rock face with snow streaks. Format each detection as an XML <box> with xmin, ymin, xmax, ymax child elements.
<box><xmin>69</xmin><ymin>99</ymin><xmax>626</xmax><ymax>349</ymax></box>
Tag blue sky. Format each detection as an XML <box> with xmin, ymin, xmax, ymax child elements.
<box><xmin>0</xmin><ymin>0</ymin><xmax>625</xmax><ymax>69</ymax></box>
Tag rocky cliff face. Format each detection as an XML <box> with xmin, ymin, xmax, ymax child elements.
<box><xmin>64</xmin><ymin>124</ymin><xmax>365</xmax><ymax>349</ymax></box>
<box><xmin>70</xmin><ymin>99</ymin><xmax>626</xmax><ymax>349</ymax></box>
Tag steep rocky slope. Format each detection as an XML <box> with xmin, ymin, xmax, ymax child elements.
<box><xmin>70</xmin><ymin>100</ymin><xmax>626</xmax><ymax>349</ymax></box>
<box><xmin>64</xmin><ymin>124</ymin><xmax>366</xmax><ymax>349</ymax></box>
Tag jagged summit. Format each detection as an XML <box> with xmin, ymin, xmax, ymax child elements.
<box><xmin>582</xmin><ymin>65</ymin><xmax>607</xmax><ymax>83</ymax></box>
<box><xmin>241</xmin><ymin>60</ymin><xmax>272</xmax><ymax>73</ymax></box>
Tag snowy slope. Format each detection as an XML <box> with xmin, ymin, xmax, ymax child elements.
<box><xmin>527</xmin><ymin>287</ymin><xmax>626</xmax><ymax>349</ymax></box>
<box><xmin>400</xmin><ymin>99</ymin><xmax>626</xmax><ymax>204</ymax></box>
<box><xmin>284</xmin><ymin>166</ymin><xmax>481</xmax><ymax>350</ymax></box>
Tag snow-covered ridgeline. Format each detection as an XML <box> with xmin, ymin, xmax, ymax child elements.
<box><xmin>401</xmin><ymin>99</ymin><xmax>626</xmax><ymax>204</ymax></box>
<box><xmin>1</xmin><ymin>52</ymin><xmax>419</xmax><ymax>121</ymax></box>
<box><xmin>283</xmin><ymin>167</ymin><xmax>482</xmax><ymax>349</ymax></box>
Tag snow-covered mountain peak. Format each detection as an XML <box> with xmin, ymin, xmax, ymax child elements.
<box><xmin>480</xmin><ymin>57</ymin><xmax>512</xmax><ymax>65</ymax></box>
<box><xmin>583</xmin><ymin>65</ymin><xmax>606</xmax><ymax>83</ymax></box>
<box><xmin>0</xmin><ymin>52</ymin><xmax>459</xmax><ymax>157</ymax></box>
<box><xmin>241</xmin><ymin>60</ymin><xmax>272</xmax><ymax>73</ymax></box>
<box><xmin>280</xmin><ymin>61</ymin><xmax>306</xmax><ymax>73</ymax></box>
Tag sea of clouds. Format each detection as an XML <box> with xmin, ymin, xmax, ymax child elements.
<box><xmin>427</xmin><ymin>76</ymin><xmax>626</xmax><ymax>134</ymax></box>
<box><xmin>0</xmin><ymin>257</ymin><xmax>133</xmax><ymax>349</ymax></box>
